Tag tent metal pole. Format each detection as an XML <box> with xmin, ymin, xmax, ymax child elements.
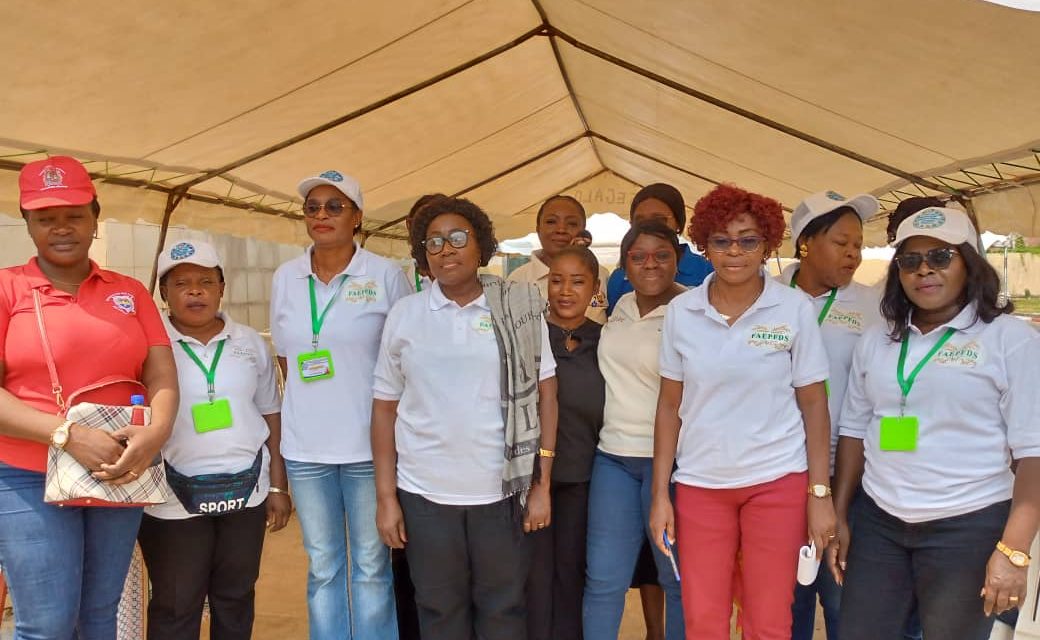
<box><xmin>546</xmin><ymin>26</ymin><xmax>960</xmax><ymax>197</ymax></box>
<box><xmin>148</xmin><ymin>190</ymin><xmax>186</xmax><ymax>293</ymax></box>
<box><xmin>367</xmin><ymin>132</ymin><xmax>589</xmax><ymax>234</ymax></box>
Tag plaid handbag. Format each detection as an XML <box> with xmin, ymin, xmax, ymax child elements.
<box><xmin>34</xmin><ymin>290</ymin><xmax>170</xmax><ymax>507</ymax></box>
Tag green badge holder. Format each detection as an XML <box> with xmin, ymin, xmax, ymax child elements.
<box><xmin>298</xmin><ymin>350</ymin><xmax>335</xmax><ymax>382</ymax></box>
<box><xmin>192</xmin><ymin>398</ymin><xmax>233</xmax><ymax>434</ymax></box>
<box><xmin>879</xmin><ymin>416</ymin><xmax>918</xmax><ymax>451</ymax></box>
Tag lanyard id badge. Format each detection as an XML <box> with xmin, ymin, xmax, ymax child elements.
<box><xmin>298</xmin><ymin>275</ymin><xmax>348</xmax><ymax>382</ymax></box>
<box><xmin>879</xmin><ymin>327</ymin><xmax>955</xmax><ymax>452</ymax></box>
<box><xmin>791</xmin><ymin>271</ymin><xmax>837</xmax><ymax>397</ymax></box>
<box><xmin>179</xmin><ymin>340</ymin><xmax>233</xmax><ymax>433</ymax></box>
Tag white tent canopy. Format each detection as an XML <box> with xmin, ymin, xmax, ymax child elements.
<box><xmin>2</xmin><ymin>0</ymin><xmax>1039</xmax><ymax>286</ymax></box>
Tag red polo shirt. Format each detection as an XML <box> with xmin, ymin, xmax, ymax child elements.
<box><xmin>0</xmin><ymin>258</ymin><xmax>170</xmax><ymax>471</ymax></box>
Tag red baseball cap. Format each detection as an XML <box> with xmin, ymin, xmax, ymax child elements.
<box><xmin>19</xmin><ymin>156</ymin><xmax>97</xmax><ymax>211</ymax></box>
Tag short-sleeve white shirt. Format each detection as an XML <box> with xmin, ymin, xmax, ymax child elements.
<box><xmin>597</xmin><ymin>291</ymin><xmax>675</xmax><ymax>458</ymax></box>
<box><xmin>271</xmin><ymin>244</ymin><xmax>410</xmax><ymax>464</ymax></box>
<box><xmin>372</xmin><ymin>280</ymin><xmax>556</xmax><ymax>505</ymax></box>
<box><xmin>659</xmin><ymin>274</ymin><xmax>830</xmax><ymax>489</ymax></box>
<box><xmin>507</xmin><ymin>252</ymin><xmax>610</xmax><ymax>324</ymax></box>
<box><xmin>839</xmin><ymin>305</ymin><xmax>1040</xmax><ymax>522</ymax></box>
<box><xmin>147</xmin><ymin>313</ymin><xmax>281</xmax><ymax>520</ymax></box>
<box><xmin>777</xmin><ymin>264</ymin><xmax>882</xmax><ymax>468</ymax></box>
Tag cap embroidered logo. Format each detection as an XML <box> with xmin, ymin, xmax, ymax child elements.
<box><xmin>319</xmin><ymin>170</ymin><xmax>344</xmax><ymax>182</ymax></box>
<box><xmin>40</xmin><ymin>166</ymin><xmax>67</xmax><ymax>190</ymax></box>
<box><xmin>170</xmin><ymin>242</ymin><xmax>196</xmax><ymax>260</ymax></box>
<box><xmin>825</xmin><ymin>190</ymin><xmax>845</xmax><ymax>201</ymax></box>
<box><xmin>913</xmin><ymin>208</ymin><xmax>947</xmax><ymax>229</ymax></box>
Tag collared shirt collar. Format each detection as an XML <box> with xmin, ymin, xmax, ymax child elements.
<box><xmin>164</xmin><ymin>311</ymin><xmax>235</xmax><ymax>347</ymax></box>
<box><xmin>780</xmin><ymin>262</ymin><xmax>859</xmax><ymax>303</ymax></box>
<box><xmin>25</xmin><ymin>257</ymin><xmax>114</xmax><ymax>289</ymax></box>
<box><xmin>428</xmin><ymin>279</ymin><xmax>490</xmax><ymax>311</ymax></box>
<box><xmin>293</xmin><ymin>243</ymin><xmax>368</xmax><ymax>280</ymax></box>
<box><xmin>683</xmin><ymin>271</ymin><xmax>783</xmax><ymax>314</ymax></box>
<box><xmin>614</xmin><ymin>291</ymin><xmax>670</xmax><ymax>321</ymax></box>
<box><xmin>907</xmin><ymin>302</ymin><xmax>985</xmax><ymax>337</ymax></box>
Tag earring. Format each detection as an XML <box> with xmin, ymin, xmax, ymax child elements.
<box><xmin>93</xmin><ymin>226</ymin><xmax>100</xmax><ymax>240</ymax></box>
<box><xmin>798</xmin><ymin>243</ymin><xmax>808</xmax><ymax>258</ymax></box>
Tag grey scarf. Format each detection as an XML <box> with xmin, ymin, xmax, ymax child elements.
<box><xmin>479</xmin><ymin>274</ymin><xmax>544</xmax><ymax>506</ymax></box>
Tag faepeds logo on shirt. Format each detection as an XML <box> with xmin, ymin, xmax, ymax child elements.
<box><xmin>823</xmin><ymin>308</ymin><xmax>863</xmax><ymax>333</ymax></box>
<box><xmin>344</xmin><ymin>280</ymin><xmax>380</xmax><ymax>304</ymax></box>
<box><xmin>935</xmin><ymin>340</ymin><xmax>982</xmax><ymax>367</ymax></box>
<box><xmin>748</xmin><ymin>324</ymin><xmax>793</xmax><ymax>351</ymax></box>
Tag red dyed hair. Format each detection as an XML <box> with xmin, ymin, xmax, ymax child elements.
<box><xmin>688</xmin><ymin>184</ymin><xmax>785</xmax><ymax>254</ymax></box>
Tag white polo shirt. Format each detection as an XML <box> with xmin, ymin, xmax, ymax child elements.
<box><xmin>659</xmin><ymin>274</ymin><xmax>830</xmax><ymax>489</ymax></box>
<box><xmin>777</xmin><ymin>264</ymin><xmax>882</xmax><ymax>468</ymax></box>
<box><xmin>372</xmin><ymin>280</ymin><xmax>556</xmax><ymax>505</ymax></box>
<box><xmin>598</xmin><ymin>291</ymin><xmax>678</xmax><ymax>458</ymax></box>
<box><xmin>147</xmin><ymin>313</ymin><xmax>282</xmax><ymax>520</ymax></box>
<box><xmin>839</xmin><ymin>304</ymin><xmax>1040</xmax><ymax>523</ymax></box>
<box><xmin>507</xmin><ymin>251</ymin><xmax>610</xmax><ymax>324</ymax></box>
<box><xmin>271</xmin><ymin>245</ymin><xmax>410</xmax><ymax>464</ymax></box>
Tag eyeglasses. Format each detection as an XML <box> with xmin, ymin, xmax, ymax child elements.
<box><xmin>707</xmin><ymin>236</ymin><xmax>765</xmax><ymax>254</ymax></box>
<box><xmin>893</xmin><ymin>247</ymin><xmax>958</xmax><ymax>272</ymax></box>
<box><xmin>302</xmin><ymin>199</ymin><xmax>355</xmax><ymax>217</ymax></box>
<box><xmin>627</xmin><ymin>249</ymin><xmax>675</xmax><ymax>266</ymax></box>
<box><xmin>422</xmin><ymin>229</ymin><xmax>470</xmax><ymax>254</ymax></box>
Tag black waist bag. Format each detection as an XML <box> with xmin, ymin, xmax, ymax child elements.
<box><xmin>164</xmin><ymin>450</ymin><xmax>262</xmax><ymax>515</ymax></box>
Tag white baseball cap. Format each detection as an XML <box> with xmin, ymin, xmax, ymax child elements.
<box><xmin>296</xmin><ymin>170</ymin><xmax>364</xmax><ymax>209</ymax></box>
<box><xmin>157</xmin><ymin>240</ymin><xmax>224</xmax><ymax>281</ymax></box>
<box><xmin>790</xmin><ymin>190</ymin><xmax>879</xmax><ymax>244</ymax></box>
<box><xmin>893</xmin><ymin>207</ymin><xmax>979</xmax><ymax>253</ymax></box>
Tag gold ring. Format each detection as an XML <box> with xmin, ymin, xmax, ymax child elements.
<box><xmin>127</xmin><ymin>470</ymin><xmax>139</xmax><ymax>479</ymax></box>
<box><xmin>1010</xmin><ymin>596</ymin><xmax>1020</xmax><ymax>603</ymax></box>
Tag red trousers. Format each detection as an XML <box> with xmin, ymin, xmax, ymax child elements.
<box><xmin>674</xmin><ymin>472</ymin><xmax>807</xmax><ymax>640</ymax></box>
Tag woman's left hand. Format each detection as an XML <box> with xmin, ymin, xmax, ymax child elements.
<box><xmin>807</xmin><ymin>496</ymin><xmax>838</xmax><ymax>560</ymax></box>
<box><xmin>523</xmin><ymin>484</ymin><xmax>552</xmax><ymax>534</ymax></box>
<box><xmin>266</xmin><ymin>493</ymin><xmax>293</xmax><ymax>532</ymax></box>
<box><xmin>94</xmin><ymin>424</ymin><xmax>167</xmax><ymax>485</ymax></box>
<box><xmin>981</xmin><ymin>549</ymin><xmax>1029</xmax><ymax>615</ymax></box>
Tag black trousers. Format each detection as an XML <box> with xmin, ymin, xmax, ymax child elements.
<box><xmin>393</xmin><ymin>547</ymin><xmax>422</xmax><ymax>640</ymax></box>
<box><xmin>398</xmin><ymin>490</ymin><xmax>532</xmax><ymax>640</ymax></box>
<box><xmin>138</xmin><ymin>502</ymin><xmax>267</xmax><ymax>640</ymax></box>
<box><xmin>526</xmin><ymin>480</ymin><xmax>589</xmax><ymax>640</ymax></box>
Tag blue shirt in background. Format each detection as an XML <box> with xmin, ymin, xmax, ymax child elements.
<box><xmin>605</xmin><ymin>243</ymin><xmax>713</xmax><ymax>315</ymax></box>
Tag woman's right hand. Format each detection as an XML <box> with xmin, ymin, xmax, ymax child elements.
<box><xmin>64</xmin><ymin>423</ymin><xmax>125</xmax><ymax>471</ymax></box>
<box><xmin>827</xmin><ymin>515</ymin><xmax>851</xmax><ymax>586</ymax></box>
<box><xmin>377</xmin><ymin>495</ymin><xmax>407</xmax><ymax>549</ymax></box>
<box><xmin>649</xmin><ymin>493</ymin><xmax>676</xmax><ymax>556</ymax></box>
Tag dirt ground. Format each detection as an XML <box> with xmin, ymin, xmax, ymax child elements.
<box><xmin>230</xmin><ymin>519</ymin><xmax>828</xmax><ymax>640</ymax></box>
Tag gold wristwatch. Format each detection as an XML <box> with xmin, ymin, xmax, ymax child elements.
<box><xmin>996</xmin><ymin>541</ymin><xmax>1031</xmax><ymax>568</ymax></box>
<box><xmin>50</xmin><ymin>420</ymin><xmax>74</xmax><ymax>450</ymax></box>
<box><xmin>538</xmin><ymin>448</ymin><xmax>556</xmax><ymax>458</ymax></box>
<box><xmin>808</xmin><ymin>484</ymin><xmax>832</xmax><ymax>498</ymax></box>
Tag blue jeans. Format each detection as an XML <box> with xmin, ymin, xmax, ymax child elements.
<box><xmin>839</xmin><ymin>494</ymin><xmax>1008</xmax><ymax>640</ymax></box>
<box><xmin>0</xmin><ymin>462</ymin><xmax>143</xmax><ymax>640</ymax></box>
<box><xmin>285</xmin><ymin>459</ymin><xmax>397</xmax><ymax>640</ymax></box>
<box><xmin>792</xmin><ymin>563</ymin><xmax>842</xmax><ymax>640</ymax></box>
<box><xmin>583</xmin><ymin>452</ymin><xmax>684</xmax><ymax>640</ymax></box>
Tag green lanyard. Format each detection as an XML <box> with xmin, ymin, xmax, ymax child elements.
<box><xmin>308</xmin><ymin>275</ymin><xmax>349</xmax><ymax>350</ymax></box>
<box><xmin>896</xmin><ymin>327</ymin><xmax>956</xmax><ymax>414</ymax></box>
<box><xmin>414</xmin><ymin>269</ymin><xmax>422</xmax><ymax>292</ymax></box>
<box><xmin>179</xmin><ymin>340</ymin><xmax>226</xmax><ymax>402</ymax></box>
<box><xmin>790</xmin><ymin>270</ymin><xmax>838</xmax><ymax>326</ymax></box>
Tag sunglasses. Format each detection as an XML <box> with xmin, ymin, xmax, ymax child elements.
<box><xmin>302</xmin><ymin>199</ymin><xmax>355</xmax><ymax>217</ymax></box>
<box><xmin>422</xmin><ymin>229</ymin><xmax>470</xmax><ymax>254</ymax></box>
<box><xmin>893</xmin><ymin>247</ymin><xmax>958</xmax><ymax>272</ymax></box>
<box><xmin>707</xmin><ymin>235</ymin><xmax>765</xmax><ymax>254</ymax></box>
<box><xmin>627</xmin><ymin>249</ymin><xmax>675</xmax><ymax>266</ymax></box>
